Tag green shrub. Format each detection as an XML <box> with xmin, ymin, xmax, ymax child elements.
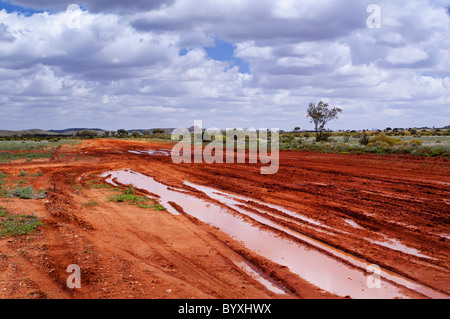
<box><xmin>359</xmin><ymin>134</ymin><xmax>370</xmax><ymax>145</ymax></box>
<box><xmin>431</xmin><ymin>147</ymin><xmax>445</xmax><ymax>157</ymax></box>
<box><xmin>368</xmin><ymin>133</ymin><xmax>404</xmax><ymax>146</ymax></box>
<box><xmin>13</xmin><ymin>186</ymin><xmax>35</xmax><ymax>199</ymax></box>
<box><xmin>408</xmin><ymin>139</ymin><xmax>423</xmax><ymax>147</ymax></box>
<box><xmin>12</xmin><ymin>186</ymin><xmax>45</xmax><ymax>199</ymax></box>
<box><xmin>367</xmin><ymin>140</ymin><xmax>390</xmax><ymax>148</ymax></box>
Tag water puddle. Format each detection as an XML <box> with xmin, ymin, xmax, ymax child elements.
<box><xmin>128</xmin><ymin>149</ymin><xmax>171</xmax><ymax>156</ymax></box>
<box><xmin>438</xmin><ymin>233</ymin><xmax>450</xmax><ymax>240</ymax></box>
<box><xmin>101</xmin><ymin>170</ymin><xmax>449</xmax><ymax>299</ymax></box>
<box><xmin>368</xmin><ymin>236</ymin><xmax>436</xmax><ymax>260</ymax></box>
<box><xmin>345</xmin><ymin>219</ymin><xmax>364</xmax><ymax>230</ymax></box>
<box><xmin>235</xmin><ymin>261</ymin><xmax>288</xmax><ymax>295</ymax></box>
<box><xmin>344</xmin><ymin>220</ymin><xmax>434</xmax><ymax>260</ymax></box>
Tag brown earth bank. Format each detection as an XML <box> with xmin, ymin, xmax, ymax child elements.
<box><xmin>0</xmin><ymin>138</ymin><xmax>448</xmax><ymax>299</ymax></box>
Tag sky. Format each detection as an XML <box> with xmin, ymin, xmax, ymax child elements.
<box><xmin>0</xmin><ymin>0</ymin><xmax>449</xmax><ymax>131</ymax></box>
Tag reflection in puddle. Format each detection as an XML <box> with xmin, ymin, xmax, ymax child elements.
<box><xmin>102</xmin><ymin>170</ymin><xmax>449</xmax><ymax>299</ymax></box>
<box><xmin>128</xmin><ymin>149</ymin><xmax>171</xmax><ymax>156</ymax></box>
<box><xmin>235</xmin><ymin>261</ymin><xmax>288</xmax><ymax>295</ymax></box>
<box><xmin>368</xmin><ymin>236</ymin><xmax>435</xmax><ymax>260</ymax></box>
<box><xmin>345</xmin><ymin>219</ymin><xmax>364</xmax><ymax>230</ymax></box>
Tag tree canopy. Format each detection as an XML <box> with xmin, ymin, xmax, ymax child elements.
<box><xmin>306</xmin><ymin>101</ymin><xmax>343</xmax><ymax>142</ymax></box>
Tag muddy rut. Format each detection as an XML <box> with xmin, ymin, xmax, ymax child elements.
<box><xmin>0</xmin><ymin>139</ymin><xmax>449</xmax><ymax>299</ymax></box>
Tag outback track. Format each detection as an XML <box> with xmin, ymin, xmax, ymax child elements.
<box><xmin>0</xmin><ymin>138</ymin><xmax>449</xmax><ymax>299</ymax></box>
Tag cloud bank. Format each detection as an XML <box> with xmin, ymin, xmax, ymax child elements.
<box><xmin>0</xmin><ymin>0</ymin><xmax>449</xmax><ymax>130</ymax></box>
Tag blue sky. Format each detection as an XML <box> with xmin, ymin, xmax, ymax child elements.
<box><xmin>0</xmin><ymin>0</ymin><xmax>46</xmax><ymax>14</ymax></box>
<box><xmin>178</xmin><ymin>38</ymin><xmax>250</xmax><ymax>74</ymax></box>
<box><xmin>0</xmin><ymin>0</ymin><xmax>449</xmax><ymax>131</ymax></box>
<box><xmin>204</xmin><ymin>38</ymin><xmax>250</xmax><ymax>74</ymax></box>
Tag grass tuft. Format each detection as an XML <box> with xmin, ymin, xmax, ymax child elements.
<box><xmin>0</xmin><ymin>206</ymin><xmax>43</xmax><ymax>237</ymax></box>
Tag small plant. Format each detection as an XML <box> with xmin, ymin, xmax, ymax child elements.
<box><xmin>31</xmin><ymin>172</ymin><xmax>43</xmax><ymax>177</ymax></box>
<box><xmin>18</xmin><ymin>169</ymin><xmax>27</xmax><ymax>177</ymax></box>
<box><xmin>123</xmin><ymin>185</ymin><xmax>136</xmax><ymax>195</ymax></box>
<box><xmin>13</xmin><ymin>186</ymin><xmax>35</xmax><ymax>199</ymax></box>
<box><xmin>83</xmin><ymin>200</ymin><xmax>99</xmax><ymax>207</ymax></box>
<box><xmin>36</xmin><ymin>190</ymin><xmax>46</xmax><ymax>199</ymax></box>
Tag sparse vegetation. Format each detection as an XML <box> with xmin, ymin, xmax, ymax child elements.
<box><xmin>408</xmin><ymin>139</ymin><xmax>423</xmax><ymax>147</ymax></box>
<box><xmin>108</xmin><ymin>193</ymin><xmax>148</xmax><ymax>203</ymax></box>
<box><xmin>107</xmin><ymin>184</ymin><xmax>166</xmax><ymax>211</ymax></box>
<box><xmin>13</xmin><ymin>186</ymin><xmax>46</xmax><ymax>199</ymax></box>
<box><xmin>85</xmin><ymin>180</ymin><xmax>113</xmax><ymax>189</ymax></box>
<box><xmin>82</xmin><ymin>200</ymin><xmax>99</xmax><ymax>207</ymax></box>
<box><xmin>138</xmin><ymin>203</ymin><xmax>166</xmax><ymax>211</ymax></box>
<box><xmin>367</xmin><ymin>134</ymin><xmax>403</xmax><ymax>147</ymax></box>
<box><xmin>18</xmin><ymin>169</ymin><xmax>27</xmax><ymax>177</ymax></box>
<box><xmin>0</xmin><ymin>152</ymin><xmax>53</xmax><ymax>164</ymax></box>
<box><xmin>0</xmin><ymin>206</ymin><xmax>43</xmax><ymax>237</ymax></box>
<box><xmin>276</xmin><ymin>127</ymin><xmax>449</xmax><ymax>157</ymax></box>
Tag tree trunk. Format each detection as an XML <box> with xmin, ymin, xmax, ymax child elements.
<box><xmin>315</xmin><ymin>124</ymin><xmax>320</xmax><ymax>142</ymax></box>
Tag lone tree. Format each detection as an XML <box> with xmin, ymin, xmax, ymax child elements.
<box><xmin>306</xmin><ymin>101</ymin><xmax>342</xmax><ymax>142</ymax></box>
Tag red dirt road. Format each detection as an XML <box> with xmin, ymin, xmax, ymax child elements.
<box><xmin>0</xmin><ymin>139</ymin><xmax>449</xmax><ymax>299</ymax></box>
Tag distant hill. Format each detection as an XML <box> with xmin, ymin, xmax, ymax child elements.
<box><xmin>0</xmin><ymin>128</ymin><xmax>106</xmax><ymax>137</ymax></box>
<box><xmin>125</xmin><ymin>128</ymin><xmax>176</xmax><ymax>134</ymax></box>
<box><xmin>48</xmin><ymin>128</ymin><xmax>105</xmax><ymax>134</ymax></box>
<box><xmin>0</xmin><ymin>129</ymin><xmax>58</xmax><ymax>137</ymax></box>
<box><xmin>0</xmin><ymin>127</ymin><xmax>178</xmax><ymax>137</ymax></box>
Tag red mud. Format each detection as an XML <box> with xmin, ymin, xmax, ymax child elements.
<box><xmin>0</xmin><ymin>138</ymin><xmax>448</xmax><ymax>299</ymax></box>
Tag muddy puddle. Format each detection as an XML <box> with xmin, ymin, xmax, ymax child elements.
<box><xmin>367</xmin><ymin>236</ymin><xmax>435</xmax><ymax>260</ymax></box>
<box><xmin>128</xmin><ymin>149</ymin><xmax>171</xmax><ymax>156</ymax></box>
<box><xmin>101</xmin><ymin>170</ymin><xmax>449</xmax><ymax>299</ymax></box>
